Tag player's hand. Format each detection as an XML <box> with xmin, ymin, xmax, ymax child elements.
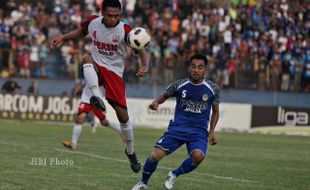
<box><xmin>136</xmin><ymin>66</ymin><xmax>148</xmax><ymax>77</ymax></box>
<box><xmin>149</xmin><ymin>101</ymin><xmax>159</xmax><ymax>110</ymax></box>
<box><xmin>208</xmin><ymin>131</ymin><xmax>217</xmax><ymax>145</ymax></box>
<box><xmin>50</xmin><ymin>36</ymin><xmax>64</xmax><ymax>49</ymax></box>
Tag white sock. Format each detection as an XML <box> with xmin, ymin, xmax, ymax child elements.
<box><xmin>107</xmin><ymin>121</ymin><xmax>122</xmax><ymax>133</ymax></box>
<box><xmin>121</xmin><ymin>120</ymin><xmax>134</xmax><ymax>154</ymax></box>
<box><xmin>83</xmin><ymin>63</ymin><xmax>102</xmax><ymax>97</ymax></box>
<box><xmin>72</xmin><ymin>124</ymin><xmax>82</xmax><ymax>145</ymax></box>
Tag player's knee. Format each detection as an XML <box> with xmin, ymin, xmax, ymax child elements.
<box><xmin>118</xmin><ymin>115</ymin><xmax>129</xmax><ymax>124</ymax></box>
<box><xmin>113</xmin><ymin>105</ymin><xmax>129</xmax><ymax>123</ymax></box>
<box><xmin>75</xmin><ymin>115</ymin><xmax>85</xmax><ymax>124</ymax></box>
<box><xmin>191</xmin><ymin>151</ymin><xmax>204</xmax><ymax>165</ymax></box>
<box><xmin>100</xmin><ymin>119</ymin><xmax>109</xmax><ymax>126</ymax></box>
<box><xmin>82</xmin><ymin>54</ymin><xmax>93</xmax><ymax>63</ymax></box>
<box><xmin>150</xmin><ymin>148</ymin><xmax>166</xmax><ymax>162</ymax></box>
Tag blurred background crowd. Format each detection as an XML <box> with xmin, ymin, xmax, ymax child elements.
<box><xmin>0</xmin><ymin>0</ymin><xmax>309</xmax><ymax>93</ymax></box>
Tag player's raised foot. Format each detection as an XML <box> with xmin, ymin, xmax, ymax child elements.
<box><xmin>125</xmin><ymin>148</ymin><xmax>141</xmax><ymax>173</ymax></box>
<box><xmin>90</xmin><ymin>96</ymin><xmax>106</xmax><ymax>112</ymax></box>
<box><xmin>164</xmin><ymin>171</ymin><xmax>177</xmax><ymax>190</ymax></box>
<box><xmin>62</xmin><ymin>141</ymin><xmax>76</xmax><ymax>151</ymax></box>
<box><xmin>132</xmin><ymin>181</ymin><xmax>148</xmax><ymax>190</ymax></box>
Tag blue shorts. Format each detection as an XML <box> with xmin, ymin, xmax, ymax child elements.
<box><xmin>154</xmin><ymin>130</ymin><xmax>208</xmax><ymax>156</ymax></box>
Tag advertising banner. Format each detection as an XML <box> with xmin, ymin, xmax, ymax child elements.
<box><xmin>251</xmin><ymin>106</ymin><xmax>310</xmax><ymax>127</ymax></box>
<box><xmin>0</xmin><ymin>93</ymin><xmax>253</xmax><ymax>131</ymax></box>
<box><xmin>107</xmin><ymin>99</ymin><xmax>252</xmax><ymax>131</ymax></box>
<box><xmin>0</xmin><ymin>93</ymin><xmax>79</xmax><ymax>122</ymax></box>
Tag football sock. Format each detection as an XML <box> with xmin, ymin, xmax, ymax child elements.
<box><xmin>120</xmin><ymin>120</ymin><xmax>134</xmax><ymax>154</ymax></box>
<box><xmin>172</xmin><ymin>157</ymin><xmax>198</xmax><ymax>176</ymax></box>
<box><xmin>72</xmin><ymin>124</ymin><xmax>82</xmax><ymax>145</ymax></box>
<box><xmin>141</xmin><ymin>156</ymin><xmax>158</xmax><ymax>185</ymax></box>
<box><xmin>107</xmin><ymin>121</ymin><xmax>122</xmax><ymax>133</ymax></box>
<box><xmin>83</xmin><ymin>63</ymin><xmax>102</xmax><ymax>98</ymax></box>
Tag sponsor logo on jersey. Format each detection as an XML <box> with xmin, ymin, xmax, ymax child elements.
<box><xmin>93</xmin><ymin>40</ymin><xmax>118</xmax><ymax>51</ymax></box>
<box><xmin>180</xmin><ymin>99</ymin><xmax>209</xmax><ymax>114</ymax></box>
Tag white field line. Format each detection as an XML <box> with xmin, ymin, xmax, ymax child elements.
<box><xmin>54</xmin><ymin>148</ymin><xmax>256</xmax><ymax>184</ymax></box>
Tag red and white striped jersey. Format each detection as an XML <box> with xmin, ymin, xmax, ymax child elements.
<box><xmin>81</xmin><ymin>15</ymin><xmax>131</xmax><ymax>77</ymax></box>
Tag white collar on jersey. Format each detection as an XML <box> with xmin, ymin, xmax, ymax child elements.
<box><xmin>189</xmin><ymin>77</ymin><xmax>205</xmax><ymax>85</ymax></box>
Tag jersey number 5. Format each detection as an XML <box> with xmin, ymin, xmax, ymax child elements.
<box><xmin>182</xmin><ymin>90</ymin><xmax>187</xmax><ymax>98</ymax></box>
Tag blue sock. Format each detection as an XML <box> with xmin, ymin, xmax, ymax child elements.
<box><xmin>141</xmin><ymin>156</ymin><xmax>158</xmax><ymax>185</ymax></box>
<box><xmin>172</xmin><ymin>157</ymin><xmax>198</xmax><ymax>177</ymax></box>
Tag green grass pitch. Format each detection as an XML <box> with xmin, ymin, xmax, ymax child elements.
<box><xmin>0</xmin><ymin>120</ymin><xmax>309</xmax><ymax>190</ymax></box>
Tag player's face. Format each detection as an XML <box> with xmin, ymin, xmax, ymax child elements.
<box><xmin>102</xmin><ymin>7</ymin><xmax>121</xmax><ymax>27</ymax></box>
<box><xmin>189</xmin><ymin>59</ymin><xmax>206</xmax><ymax>83</ymax></box>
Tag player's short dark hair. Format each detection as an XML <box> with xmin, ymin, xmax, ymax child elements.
<box><xmin>101</xmin><ymin>0</ymin><xmax>121</xmax><ymax>11</ymax></box>
<box><xmin>190</xmin><ymin>54</ymin><xmax>208</xmax><ymax>66</ymax></box>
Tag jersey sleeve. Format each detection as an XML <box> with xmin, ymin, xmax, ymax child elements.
<box><xmin>164</xmin><ymin>78</ymin><xmax>188</xmax><ymax>97</ymax></box>
<box><xmin>210</xmin><ymin>81</ymin><xmax>220</xmax><ymax>106</ymax></box>
<box><xmin>81</xmin><ymin>15</ymin><xmax>99</xmax><ymax>35</ymax></box>
<box><xmin>124</xmin><ymin>24</ymin><xmax>132</xmax><ymax>44</ymax></box>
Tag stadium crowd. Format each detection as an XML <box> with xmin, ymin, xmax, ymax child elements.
<box><xmin>0</xmin><ymin>0</ymin><xmax>309</xmax><ymax>92</ymax></box>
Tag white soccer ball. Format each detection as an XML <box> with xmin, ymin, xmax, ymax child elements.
<box><xmin>127</xmin><ymin>27</ymin><xmax>151</xmax><ymax>51</ymax></box>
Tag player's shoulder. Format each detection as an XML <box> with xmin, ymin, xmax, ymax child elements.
<box><xmin>204</xmin><ymin>78</ymin><xmax>220</xmax><ymax>93</ymax></box>
<box><xmin>87</xmin><ymin>15</ymin><xmax>101</xmax><ymax>23</ymax></box>
<box><xmin>120</xmin><ymin>21</ymin><xmax>132</xmax><ymax>35</ymax></box>
<box><xmin>165</xmin><ymin>78</ymin><xmax>189</xmax><ymax>96</ymax></box>
<box><xmin>171</xmin><ymin>78</ymin><xmax>190</xmax><ymax>89</ymax></box>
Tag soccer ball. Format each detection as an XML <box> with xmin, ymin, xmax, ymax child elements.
<box><xmin>127</xmin><ymin>27</ymin><xmax>151</xmax><ymax>51</ymax></box>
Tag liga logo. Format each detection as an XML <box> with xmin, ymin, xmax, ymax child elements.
<box><xmin>202</xmin><ymin>94</ymin><xmax>209</xmax><ymax>101</ymax></box>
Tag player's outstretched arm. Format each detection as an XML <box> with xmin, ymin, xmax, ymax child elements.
<box><xmin>50</xmin><ymin>27</ymin><xmax>85</xmax><ymax>48</ymax></box>
<box><xmin>149</xmin><ymin>93</ymin><xmax>169</xmax><ymax>110</ymax></box>
<box><xmin>136</xmin><ymin>50</ymin><xmax>149</xmax><ymax>77</ymax></box>
<box><xmin>209</xmin><ymin>104</ymin><xmax>219</xmax><ymax>145</ymax></box>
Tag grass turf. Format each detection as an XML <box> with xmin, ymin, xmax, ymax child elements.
<box><xmin>0</xmin><ymin>120</ymin><xmax>309</xmax><ymax>190</ymax></box>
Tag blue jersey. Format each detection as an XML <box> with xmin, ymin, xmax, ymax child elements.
<box><xmin>164</xmin><ymin>78</ymin><xmax>220</xmax><ymax>137</ymax></box>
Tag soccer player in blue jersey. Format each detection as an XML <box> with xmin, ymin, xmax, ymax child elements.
<box><xmin>132</xmin><ymin>54</ymin><xmax>220</xmax><ymax>190</ymax></box>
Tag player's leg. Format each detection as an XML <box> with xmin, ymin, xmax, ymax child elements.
<box><xmin>112</xmin><ymin>105</ymin><xmax>141</xmax><ymax>172</ymax></box>
<box><xmin>99</xmin><ymin>66</ymin><xmax>141</xmax><ymax>172</ymax></box>
<box><xmin>93</xmin><ymin>107</ymin><xmax>121</xmax><ymax>133</ymax></box>
<box><xmin>165</xmin><ymin>137</ymin><xmax>207</xmax><ymax>190</ymax></box>
<box><xmin>91</xmin><ymin>107</ymin><xmax>124</xmax><ymax>142</ymax></box>
<box><xmin>81</xmin><ymin>54</ymin><xmax>106</xmax><ymax>111</ymax></box>
<box><xmin>63</xmin><ymin>112</ymin><xmax>87</xmax><ymax>150</ymax></box>
<box><xmin>100</xmin><ymin>118</ymin><xmax>125</xmax><ymax>143</ymax></box>
<box><xmin>132</xmin><ymin>147</ymin><xmax>166</xmax><ymax>190</ymax></box>
<box><xmin>133</xmin><ymin>132</ymin><xmax>183</xmax><ymax>190</ymax></box>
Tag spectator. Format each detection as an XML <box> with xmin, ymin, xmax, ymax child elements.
<box><xmin>0</xmin><ymin>0</ymin><xmax>308</xmax><ymax>94</ymax></box>
<box><xmin>1</xmin><ymin>76</ymin><xmax>21</xmax><ymax>94</ymax></box>
<box><xmin>27</xmin><ymin>80</ymin><xmax>38</xmax><ymax>95</ymax></box>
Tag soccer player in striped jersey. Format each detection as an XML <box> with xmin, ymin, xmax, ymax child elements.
<box><xmin>132</xmin><ymin>54</ymin><xmax>220</xmax><ymax>190</ymax></box>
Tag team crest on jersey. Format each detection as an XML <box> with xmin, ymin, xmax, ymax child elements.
<box><xmin>202</xmin><ymin>94</ymin><xmax>209</xmax><ymax>101</ymax></box>
<box><xmin>112</xmin><ymin>35</ymin><xmax>120</xmax><ymax>43</ymax></box>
